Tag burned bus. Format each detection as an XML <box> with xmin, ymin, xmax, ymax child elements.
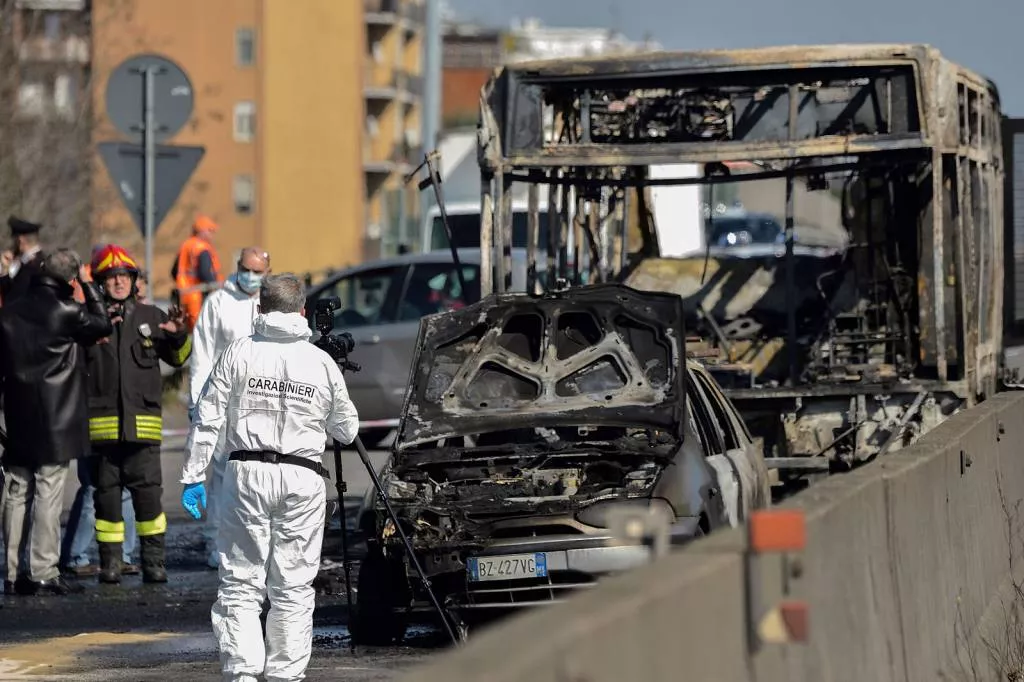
<box><xmin>474</xmin><ymin>44</ymin><xmax>1005</xmax><ymax>472</ymax></box>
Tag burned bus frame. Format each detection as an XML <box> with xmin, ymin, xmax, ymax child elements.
<box><xmin>476</xmin><ymin>44</ymin><xmax>1004</xmax><ymax>470</ymax></box>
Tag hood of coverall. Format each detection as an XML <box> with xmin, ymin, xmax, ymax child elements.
<box><xmin>253</xmin><ymin>311</ymin><xmax>312</xmax><ymax>342</ymax></box>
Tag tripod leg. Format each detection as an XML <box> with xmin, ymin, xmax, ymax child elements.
<box><xmin>353</xmin><ymin>436</ymin><xmax>459</xmax><ymax>645</ymax></box>
<box><xmin>332</xmin><ymin>439</ymin><xmax>356</xmax><ymax>653</ymax></box>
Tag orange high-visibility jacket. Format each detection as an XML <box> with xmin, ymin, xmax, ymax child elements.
<box><xmin>173</xmin><ymin>236</ymin><xmax>223</xmax><ymax>330</ymax></box>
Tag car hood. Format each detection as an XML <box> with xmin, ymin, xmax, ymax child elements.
<box><xmin>394</xmin><ymin>283</ymin><xmax>686</xmax><ymax>452</ymax></box>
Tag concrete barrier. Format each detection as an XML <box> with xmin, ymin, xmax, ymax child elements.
<box><xmin>404</xmin><ymin>393</ymin><xmax>1024</xmax><ymax>682</ymax></box>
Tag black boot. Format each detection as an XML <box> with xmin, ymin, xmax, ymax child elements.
<box><xmin>140</xmin><ymin>535</ymin><xmax>168</xmax><ymax>583</ymax></box>
<box><xmin>98</xmin><ymin>542</ymin><xmax>122</xmax><ymax>584</ymax></box>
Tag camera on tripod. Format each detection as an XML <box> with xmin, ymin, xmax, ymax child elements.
<box><xmin>312</xmin><ymin>297</ymin><xmax>360</xmax><ymax>374</ymax></box>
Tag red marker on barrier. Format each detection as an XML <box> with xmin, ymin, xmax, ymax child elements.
<box><xmin>749</xmin><ymin>509</ymin><xmax>806</xmax><ymax>553</ymax></box>
<box><xmin>747</xmin><ymin>509</ymin><xmax>809</xmax><ymax>647</ymax></box>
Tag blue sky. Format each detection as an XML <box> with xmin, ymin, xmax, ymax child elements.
<box><xmin>446</xmin><ymin>0</ymin><xmax>1024</xmax><ymax>115</ymax></box>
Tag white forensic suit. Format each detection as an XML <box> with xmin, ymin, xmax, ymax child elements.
<box><xmin>182</xmin><ymin>310</ymin><xmax>358</xmax><ymax>682</ymax></box>
<box><xmin>189</xmin><ymin>273</ymin><xmax>261</xmax><ymax>568</ymax></box>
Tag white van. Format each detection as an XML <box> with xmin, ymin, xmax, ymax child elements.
<box><xmin>421</xmin><ymin>198</ymin><xmax>550</xmax><ymax>252</ymax></box>
<box><xmin>420</xmin><ymin>164</ymin><xmax>705</xmax><ymax>257</ymax></box>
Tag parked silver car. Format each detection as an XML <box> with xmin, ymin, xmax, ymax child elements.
<box><xmin>350</xmin><ymin>283</ymin><xmax>770</xmax><ymax>644</ymax></box>
<box><xmin>304</xmin><ymin>249</ymin><xmax>540</xmax><ymax>446</ymax></box>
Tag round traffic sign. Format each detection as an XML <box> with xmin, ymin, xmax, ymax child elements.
<box><xmin>105</xmin><ymin>53</ymin><xmax>194</xmax><ymax>143</ymax></box>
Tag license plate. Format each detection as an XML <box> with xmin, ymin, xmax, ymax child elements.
<box><xmin>467</xmin><ymin>553</ymin><xmax>547</xmax><ymax>582</ymax></box>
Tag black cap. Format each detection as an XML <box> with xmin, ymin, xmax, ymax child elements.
<box><xmin>8</xmin><ymin>216</ymin><xmax>40</xmax><ymax>236</ymax></box>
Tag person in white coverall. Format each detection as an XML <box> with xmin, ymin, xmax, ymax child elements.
<box><xmin>189</xmin><ymin>247</ymin><xmax>270</xmax><ymax>569</ymax></box>
<box><xmin>180</xmin><ymin>273</ymin><xmax>358</xmax><ymax>682</ymax></box>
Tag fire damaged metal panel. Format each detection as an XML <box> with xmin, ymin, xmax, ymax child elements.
<box><xmin>1012</xmin><ymin>131</ymin><xmax>1024</xmax><ymax>322</ymax></box>
<box><xmin>500</xmin><ymin>65</ymin><xmax>920</xmax><ymax>155</ymax></box>
<box><xmin>395</xmin><ymin>284</ymin><xmax>686</xmax><ymax>451</ymax></box>
<box><xmin>506</xmin><ymin>44</ymin><xmax>935</xmax><ymax>78</ymax></box>
<box><xmin>480</xmin><ymin>44</ymin><xmax>998</xmax><ymax>170</ymax></box>
<box><xmin>474</xmin><ymin>44</ymin><xmax>1005</xmax><ymax>466</ymax></box>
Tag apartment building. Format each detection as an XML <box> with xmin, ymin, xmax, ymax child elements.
<box><xmin>90</xmin><ymin>0</ymin><xmax>368</xmax><ymax>294</ymax></box>
<box><xmin>1</xmin><ymin>0</ymin><xmax>92</xmax><ymax>254</ymax></box>
<box><xmin>362</xmin><ymin>0</ymin><xmax>425</xmax><ymax>259</ymax></box>
<box><xmin>441</xmin><ymin>21</ymin><xmax>502</xmax><ymax>129</ymax></box>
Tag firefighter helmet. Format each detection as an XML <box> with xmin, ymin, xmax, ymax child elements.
<box><xmin>91</xmin><ymin>244</ymin><xmax>139</xmax><ymax>279</ymax></box>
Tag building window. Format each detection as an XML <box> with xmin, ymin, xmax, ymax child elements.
<box><xmin>233</xmin><ymin>175</ymin><xmax>254</xmax><ymax>215</ymax></box>
<box><xmin>236</xmin><ymin>27</ymin><xmax>254</xmax><ymax>66</ymax></box>
<box><xmin>43</xmin><ymin>12</ymin><xmax>61</xmax><ymax>40</ymax></box>
<box><xmin>233</xmin><ymin>101</ymin><xmax>255</xmax><ymax>142</ymax></box>
<box><xmin>53</xmin><ymin>72</ymin><xmax>75</xmax><ymax>117</ymax></box>
<box><xmin>17</xmin><ymin>81</ymin><xmax>46</xmax><ymax>117</ymax></box>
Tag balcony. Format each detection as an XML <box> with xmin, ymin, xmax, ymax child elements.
<box><xmin>363</xmin><ymin>68</ymin><xmax>423</xmax><ymax>104</ymax></box>
<box><xmin>365</xmin><ymin>0</ymin><xmax>399</xmax><ymax>28</ymax></box>
<box><xmin>16</xmin><ymin>0</ymin><xmax>85</xmax><ymax>9</ymax></box>
<box><xmin>404</xmin><ymin>72</ymin><xmax>424</xmax><ymax>99</ymax></box>
<box><xmin>18</xmin><ymin>35</ymin><xmax>89</xmax><ymax>64</ymax></box>
<box><xmin>363</xmin><ymin>141</ymin><xmax>421</xmax><ymax>176</ymax></box>
<box><xmin>402</xmin><ymin>1</ymin><xmax>425</xmax><ymax>34</ymax></box>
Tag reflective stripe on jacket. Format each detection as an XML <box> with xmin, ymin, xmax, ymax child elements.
<box><xmin>86</xmin><ymin>299</ymin><xmax>192</xmax><ymax>444</ymax></box>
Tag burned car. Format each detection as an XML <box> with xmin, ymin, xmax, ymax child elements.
<box><xmin>351</xmin><ymin>283</ymin><xmax>769</xmax><ymax>643</ymax></box>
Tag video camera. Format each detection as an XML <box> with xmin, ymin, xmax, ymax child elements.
<box><xmin>312</xmin><ymin>297</ymin><xmax>360</xmax><ymax>374</ymax></box>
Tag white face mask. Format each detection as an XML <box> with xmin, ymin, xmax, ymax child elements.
<box><xmin>237</xmin><ymin>271</ymin><xmax>262</xmax><ymax>293</ymax></box>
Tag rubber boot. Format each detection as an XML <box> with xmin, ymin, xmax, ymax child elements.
<box><xmin>98</xmin><ymin>543</ymin><xmax>122</xmax><ymax>584</ymax></box>
<box><xmin>140</xmin><ymin>535</ymin><xmax>168</xmax><ymax>583</ymax></box>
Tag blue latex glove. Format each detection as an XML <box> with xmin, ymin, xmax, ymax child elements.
<box><xmin>182</xmin><ymin>482</ymin><xmax>207</xmax><ymax>520</ymax></box>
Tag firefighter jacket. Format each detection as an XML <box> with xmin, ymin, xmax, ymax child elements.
<box><xmin>86</xmin><ymin>298</ymin><xmax>192</xmax><ymax>445</ymax></box>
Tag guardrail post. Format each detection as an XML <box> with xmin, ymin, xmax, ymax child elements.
<box><xmin>747</xmin><ymin>509</ymin><xmax>809</xmax><ymax>659</ymax></box>
<box><xmin>606</xmin><ymin>504</ymin><xmax>671</xmax><ymax>560</ymax></box>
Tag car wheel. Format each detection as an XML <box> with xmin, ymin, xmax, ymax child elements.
<box><xmin>350</xmin><ymin>543</ymin><xmax>409</xmax><ymax>646</ymax></box>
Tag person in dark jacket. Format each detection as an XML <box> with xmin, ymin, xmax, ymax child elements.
<box><xmin>0</xmin><ymin>248</ymin><xmax>112</xmax><ymax>596</ymax></box>
<box><xmin>0</xmin><ymin>217</ymin><xmax>43</xmax><ymax>496</ymax></box>
<box><xmin>0</xmin><ymin>216</ymin><xmax>45</xmax><ymax>305</ymax></box>
<box><xmin>86</xmin><ymin>244</ymin><xmax>191</xmax><ymax>584</ymax></box>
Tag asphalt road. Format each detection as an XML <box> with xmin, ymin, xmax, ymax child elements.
<box><xmin>1</xmin><ymin>407</ymin><xmax>439</xmax><ymax>681</ymax></box>
<box><xmin>0</xmin><ymin>562</ymin><xmax>444</xmax><ymax>681</ymax></box>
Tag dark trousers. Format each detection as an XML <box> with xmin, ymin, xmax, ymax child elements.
<box><xmin>90</xmin><ymin>443</ymin><xmax>166</xmax><ymax>544</ymax></box>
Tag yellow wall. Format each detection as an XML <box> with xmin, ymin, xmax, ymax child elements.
<box><xmin>91</xmin><ymin>0</ymin><xmax>259</xmax><ymax>295</ymax></box>
<box><xmin>261</xmin><ymin>0</ymin><xmax>365</xmax><ymax>275</ymax></box>
<box><xmin>92</xmin><ymin>0</ymin><xmax>366</xmax><ymax>293</ymax></box>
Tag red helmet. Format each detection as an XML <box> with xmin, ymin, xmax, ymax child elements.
<box><xmin>91</xmin><ymin>244</ymin><xmax>139</xmax><ymax>280</ymax></box>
